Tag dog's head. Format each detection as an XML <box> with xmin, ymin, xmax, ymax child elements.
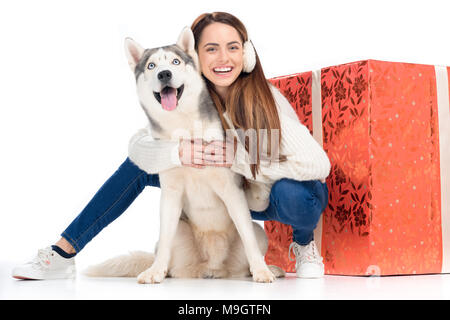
<box><xmin>125</xmin><ymin>27</ymin><xmax>202</xmax><ymax>113</ymax></box>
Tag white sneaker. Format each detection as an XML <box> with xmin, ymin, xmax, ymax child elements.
<box><xmin>12</xmin><ymin>247</ymin><xmax>76</xmax><ymax>280</ymax></box>
<box><xmin>289</xmin><ymin>241</ymin><xmax>324</xmax><ymax>278</ymax></box>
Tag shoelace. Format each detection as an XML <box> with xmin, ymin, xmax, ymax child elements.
<box><xmin>288</xmin><ymin>242</ymin><xmax>300</xmax><ymax>262</ymax></box>
<box><xmin>33</xmin><ymin>247</ymin><xmax>54</xmax><ymax>269</ymax></box>
<box><xmin>288</xmin><ymin>242</ymin><xmax>323</xmax><ymax>265</ymax></box>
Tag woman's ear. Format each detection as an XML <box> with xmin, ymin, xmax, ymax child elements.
<box><xmin>243</xmin><ymin>40</ymin><xmax>256</xmax><ymax>73</ymax></box>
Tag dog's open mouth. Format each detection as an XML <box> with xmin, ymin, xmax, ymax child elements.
<box><xmin>153</xmin><ymin>85</ymin><xmax>184</xmax><ymax>111</ymax></box>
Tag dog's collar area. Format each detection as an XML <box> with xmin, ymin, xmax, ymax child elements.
<box><xmin>153</xmin><ymin>84</ymin><xmax>184</xmax><ymax>106</ymax></box>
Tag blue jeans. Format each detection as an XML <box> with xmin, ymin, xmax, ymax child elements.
<box><xmin>62</xmin><ymin>158</ymin><xmax>328</xmax><ymax>253</ymax></box>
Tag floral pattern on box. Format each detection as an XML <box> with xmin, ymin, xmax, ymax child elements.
<box><xmin>265</xmin><ymin>60</ymin><xmax>447</xmax><ymax>275</ymax></box>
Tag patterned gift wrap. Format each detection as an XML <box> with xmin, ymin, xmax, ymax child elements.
<box><xmin>265</xmin><ymin>60</ymin><xmax>450</xmax><ymax>275</ymax></box>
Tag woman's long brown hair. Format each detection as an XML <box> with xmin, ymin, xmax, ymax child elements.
<box><xmin>191</xmin><ymin>12</ymin><xmax>286</xmax><ymax>179</ymax></box>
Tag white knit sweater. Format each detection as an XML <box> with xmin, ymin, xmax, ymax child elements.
<box><xmin>128</xmin><ymin>85</ymin><xmax>331</xmax><ymax>211</ymax></box>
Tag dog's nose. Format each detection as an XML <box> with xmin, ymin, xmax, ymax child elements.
<box><xmin>157</xmin><ymin>70</ymin><xmax>172</xmax><ymax>83</ymax></box>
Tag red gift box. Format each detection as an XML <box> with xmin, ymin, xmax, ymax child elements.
<box><xmin>265</xmin><ymin>60</ymin><xmax>450</xmax><ymax>275</ymax></box>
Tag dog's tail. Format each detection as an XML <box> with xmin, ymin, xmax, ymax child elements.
<box><xmin>83</xmin><ymin>251</ymin><xmax>155</xmax><ymax>278</ymax></box>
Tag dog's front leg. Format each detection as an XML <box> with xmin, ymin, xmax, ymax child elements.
<box><xmin>137</xmin><ymin>188</ymin><xmax>183</xmax><ymax>284</ymax></box>
<box><xmin>216</xmin><ymin>181</ymin><xmax>275</xmax><ymax>283</ymax></box>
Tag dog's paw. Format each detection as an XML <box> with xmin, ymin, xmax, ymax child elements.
<box><xmin>251</xmin><ymin>267</ymin><xmax>275</xmax><ymax>283</ymax></box>
<box><xmin>137</xmin><ymin>267</ymin><xmax>167</xmax><ymax>284</ymax></box>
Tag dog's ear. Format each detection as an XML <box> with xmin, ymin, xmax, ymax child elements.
<box><xmin>176</xmin><ymin>27</ymin><xmax>200</xmax><ymax>71</ymax></box>
<box><xmin>176</xmin><ymin>26</ymin><xmax>195</xmax><ymax>54</ymax></box>
<box><xmin>124</xmin><ymin>38</ymin><xmax>145</xmax><ymax>71</ymax></box>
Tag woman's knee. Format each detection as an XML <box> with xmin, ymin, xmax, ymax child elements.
<box><xmin>271</xmin><ymin>179</ymin><xmax>326</xmax><ymax>226</ymax></box>
<box><xmin>125</xmin><ymin>157</ymin><xmax>160</xmax><ymax>188</ymax></box>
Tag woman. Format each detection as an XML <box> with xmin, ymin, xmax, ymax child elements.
<box><xmin>12</xmin><ymin>12</ymin><xmax>330</xmax><ymax>280</ymax></box>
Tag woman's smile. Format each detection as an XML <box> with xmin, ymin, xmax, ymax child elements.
<box><xmin>212</xmin><ymin>65</ymin><xmax>234</xmax><ymax>77</ymax></box>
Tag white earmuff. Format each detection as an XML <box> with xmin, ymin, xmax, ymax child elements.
<box><xmin>243</xmin><ymin>40</ymin><xmax>256</xmax><ymax>73</ymax></box>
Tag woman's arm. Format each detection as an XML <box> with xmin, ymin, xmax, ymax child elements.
<box><xmin>128</xmin><ymin>127</ymin><xmax>182</xmax><ymax>174</ymax></box>
<box><xmin>259</xmin><ymin>113</ymin><xmax>331</xmax><ymax>182</ymax></box>
<box><xmin>227</xmin><ymin>86</ymin><xmax>331</xmax><ymax>182</ymax></box>
<box><xmin>260</xmin><ymin>85</ymin><xmax>331</xmax><ymax>182</ymax></box>
<box><xmin>129</xmin><ymin>127</ymin><xmax>234</xmax><ymax>173</ymax></box>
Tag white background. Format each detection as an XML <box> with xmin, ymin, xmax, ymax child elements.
<box><xmin>1</xmin><ymin>0</ymin><xmax>449</xmax><ymax>288</ymax></box>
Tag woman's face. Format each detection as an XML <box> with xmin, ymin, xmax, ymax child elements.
<box><xmin>197</xmin><ymin>22</ymin><xmax>244</xmax><ymax>97</ymax></box>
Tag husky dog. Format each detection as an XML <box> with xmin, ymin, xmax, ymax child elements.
<box><xmin>84</xmin><ymin>28</ymin><xmax>284</xmax><ymax>283</ymax></box>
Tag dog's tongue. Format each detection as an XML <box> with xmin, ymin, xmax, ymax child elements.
<box><xmin>160</xmin><ymin>87</ymin><xmax>177</xmax><ymax>111</ymax></box>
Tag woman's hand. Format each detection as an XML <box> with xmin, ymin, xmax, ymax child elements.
<box><xmin>179</xmin><ymin>138</ymin><xmax>236</xmax><ymax>168</ymax></box>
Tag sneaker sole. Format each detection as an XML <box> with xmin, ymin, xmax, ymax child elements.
<box><xmin>12</xmin><ymin>268</ymin><xmax>76</xmax><ymax>280</ymax></box>
<box><xmin>12</xmin><ymin>275</ymin><xmax>35</xmax><ymax>280</ymax></box>
<box><xmin>12</xmin><ymin>274</ymin><xmax>76</xmax><ymax>280</ymax></box>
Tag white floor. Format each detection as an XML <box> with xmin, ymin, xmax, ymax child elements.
<box><xmin>1</xmin><ymin>260</ymin><xmax>450</xmax><ymax>300</ymax></box>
